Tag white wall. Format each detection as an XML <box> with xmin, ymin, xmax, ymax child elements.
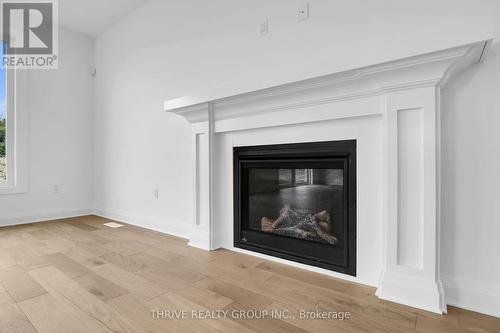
<box><xmin>92</xmin><ymin>0</ymin><xmax>499</xmax><ymax>316</ymax></box>
<box><xmin>441</xmin><ymin>42</ymin><xmax>500</xmax><ymax>316</ymax></box>
<box><xmin>0</xmin><ymin>28</ymin><xmax>95</xmax><ymax>224</ymax></box>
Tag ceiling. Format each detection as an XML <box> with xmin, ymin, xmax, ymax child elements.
<box><xmin>59</xmin><ymin>0</ymin><xmax>148</xmax><ymax>37</ymax></box>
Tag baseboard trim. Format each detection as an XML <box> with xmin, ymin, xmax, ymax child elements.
<box><xmin>92</xmin><ymin>207</ymin><xmax>191</xmax><ymax>240</ymax></box>
<box><xmin>0</xmin><ymin>206</ymin><xmax>93</xmax><ymax>227</ymax></box>
<box><xmin>443</xmin><ymin>274</ymin><xmax>500</xmax><ymax>318</ymax></box>
<box><xmin>188</xmin><ymin>229</ymin><xmax>212</xmax><ymax>251</ymax></box>
<box><xmin>377</xmin><ymin>271</ymin><xmax>445</xmax><ymax>314</ymax></box>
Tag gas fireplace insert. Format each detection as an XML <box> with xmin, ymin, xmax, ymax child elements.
<box><xmin>233</xmin><ymin>140</ymin><xmax>356</xmax><ymax>276</ymax></box>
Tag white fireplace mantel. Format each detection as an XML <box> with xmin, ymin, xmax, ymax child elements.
<box><xmin>164</xmin><ymin>40</ymin><xmax>490</xmax><ymax>314</ymax></box>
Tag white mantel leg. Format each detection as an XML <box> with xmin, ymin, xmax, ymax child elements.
<box><xmin>188</xmin><ymin>104</ymin><xmax>215</xmax><ymax>250</ymax></box>
<box><xmin>376</xmin><ymin>86</ymin><xmax>445</xmax><ymax>314</ymax></box>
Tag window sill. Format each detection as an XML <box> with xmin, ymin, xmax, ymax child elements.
<box><xmin>0</xmin><ymin>183</ymin><xmax>27</xmax><ymax>195</ymax></box>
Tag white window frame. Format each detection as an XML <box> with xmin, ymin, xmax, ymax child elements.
<box><xmin>0</xmin><ymin>52</ymin><xmax>28</xmax><ymax>195</ymax></box>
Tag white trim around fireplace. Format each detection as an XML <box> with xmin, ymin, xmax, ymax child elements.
<box><xmin>164</xmin><ymin>40</ymin><xmax>490</xmax><ymax>314</ymax></box>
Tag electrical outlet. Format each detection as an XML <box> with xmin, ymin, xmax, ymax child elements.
<box><xmin>298</xmin><ymin>3</ymin><xmax>309</xmax><ymax>22</ymax></box>
<box><xmin>52</xmin><ymin>185</ymin><xmax>61</xmax><ymax>194</ymax></box>
<box><xmin>259</xmin><ymin>20</ymin><xmax>269</xmax><ymax>37</ymax></box>
<box><xmin>153</xmin><ymin>188</ymin><xmax>159</xmax><ymax>200</ymax></box>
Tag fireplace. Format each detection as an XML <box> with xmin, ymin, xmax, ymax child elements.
<box><xmin>233</xmin><ymin>140</ymin><xmax>356</xmax><ymax>276</ymax></box>
<box><xmin>166</xmin><ymin>41</ymin><xmax>487</xmax><ymax>312</ymax></box>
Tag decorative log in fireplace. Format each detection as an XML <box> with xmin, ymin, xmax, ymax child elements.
<box><xmin>261</xmin><ymin>206</ymin><xmax>338</xmax><ymax>245</ymax></box>
<box><xmin>234</xmin><ymin>140</ymin><xmax>356</xmax><ymax>276</ymax></box>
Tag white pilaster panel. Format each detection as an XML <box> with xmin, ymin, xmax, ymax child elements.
<box><xmin>377</xmin><ymin>86</ymin><xmax>444</xmax><ymax>313</ymax></box>
<box><xmin>195</xmin><ymin>131</ymin><xmax>209</xmax><ymax>227</ymax></box>
<box><xmin>397</xmin><ymin>108</ymin><xmax>424</xmax><ymax>269</ymax></box>
<box><xmin>189</xmin><ymin>108</ymin><xmax>214</xmax><ymax>250</ymax></box>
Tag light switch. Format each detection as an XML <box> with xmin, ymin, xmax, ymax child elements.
<box><xmin>259</xmin><ymin>20</ymin><xmax>269</xmax><ymax>37</ymax></box>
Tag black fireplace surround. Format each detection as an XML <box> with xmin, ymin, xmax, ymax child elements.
<box><xmin>234</xmin><ymin>140</ymin><xmax>356</xmax><ymax>276</ymax></box>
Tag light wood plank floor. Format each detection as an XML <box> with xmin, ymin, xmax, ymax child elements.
<box><xmin>0</xmin><ymin>215</ymin><xmax>498</xmax><ymax>333</ymax></box>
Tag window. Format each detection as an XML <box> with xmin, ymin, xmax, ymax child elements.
<box><xmin>278</xmin><ymin>169</ymin><xmax>313</xmax><ymax>188</ymax></box>
<box><xmin>0</xmin><ymin>43</ymin><xmax>6</xmax><ymax>183</ymax></box>
<box><xmin>278</xmin><ymin>169</ymin><xmax>293</xmax><ymax>187</ymax></box>
<box><xmin>0</xmin><ymin>41</ymin><xmax>27</xmax><ymax>194</ymax></box>
<box><xmin>294</xmin><ymin>169</ymin><xmax>312</xmax><ymax>185</ymax></box>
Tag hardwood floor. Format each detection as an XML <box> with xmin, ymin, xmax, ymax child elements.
<box><xmin>0</xmin><ymin>215</ymin><xmax>498</xmax><ymax>333</ymax></box>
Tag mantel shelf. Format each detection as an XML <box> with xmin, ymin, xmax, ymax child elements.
<box><xmin>164</xmin><ymin>40</ymin><xmax>490</xmax><ymax>122</ymax></box>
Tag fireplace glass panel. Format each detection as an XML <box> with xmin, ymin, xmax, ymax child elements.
<box><xmin>247</xmin><ymin>168</ymin><xmax>344</xmax><ymax>246</ymax></box>
<box><xmin>234</xmin><ymin>140</ymin><xmax>356</xmax><ymax>276</ymax></box>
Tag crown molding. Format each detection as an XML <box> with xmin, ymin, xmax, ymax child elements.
<box><xmin>165</xmin><ymin>40</ymin><xmax>491</xmax><ymax>123</ymax></box>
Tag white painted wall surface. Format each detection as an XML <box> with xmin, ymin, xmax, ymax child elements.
<box><xmin>0</xmin><ymin>28</ymin><xmax>95</xmax><ymax>224</ymax></box>
<box><xmin>91</xmin><ymin>0</ymin><xmax>499</xmax><ymax>316</ymax></box>
<box><xmin>441</xmin><ymin>42</ymin><xmax>500</xmax><ymax>316</ymax></box>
